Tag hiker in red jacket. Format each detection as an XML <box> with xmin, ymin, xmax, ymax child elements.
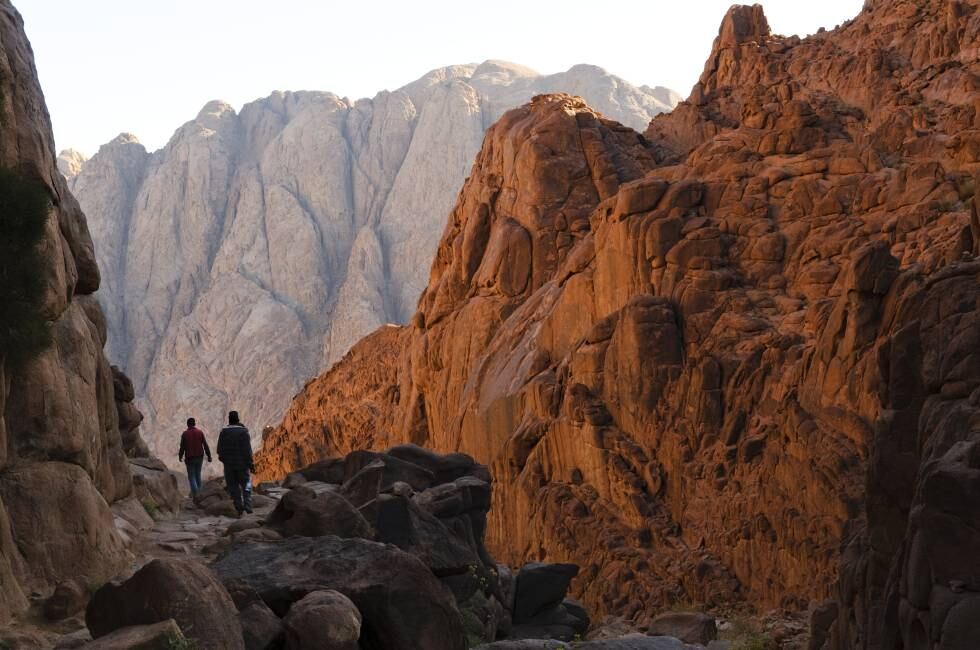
<box><xmin>178</xmin><ymin>417</ymin><xmax>212</xmax><ymax>499</ymax></box>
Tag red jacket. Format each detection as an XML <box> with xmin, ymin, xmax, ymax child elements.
<box><xmin>179</xmin><ymin>427</ymin><xmax>211</xmax><ymax>460</ymax></box>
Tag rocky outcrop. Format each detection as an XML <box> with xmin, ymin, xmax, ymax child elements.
<box><xmin>65</xmin><ymin>63</ymin><xmax>678</xmax><ymax>462</ymax></box>
<box><xmin>257</xmin><ymin>1</ymin><xmax>980</xmax><ymax>648</ymax></box>
<box><xmin>0</xmin><ymin>0</ymin><xmax>147</xmax><ymax>623</ymax></box>
<box><xmin>87</xmin><ymin>557</ymin><xmax>245</xmax><ymax>650</ymax></box>
<box><xmin>219</xmin><ymin>446</ymin><xmax>602</xmax><ymax>648</ymax></box>
<box><xmin>56</xmin><ymin>148</ymin><xmax>87</xmax><ymax>180</ymax></box>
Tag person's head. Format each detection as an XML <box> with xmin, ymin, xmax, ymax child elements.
<box><xmin>186</xmin><ymin>417</ymin><xmax>196</xmax><ymax>428</ymax></box>
<box><xmin>228</xmin><ymin>410</ymin><xmax>240</xmax><ymax>425</ymax></box>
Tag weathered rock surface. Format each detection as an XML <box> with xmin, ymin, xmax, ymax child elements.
<box><xmin>65</xmin><ymin>63</ymin><xmax>678</xmax><ymax>463</ymax></box>
<box><xmin>212</xmin><ymin>535</ymin><xmax>466</xmax><ymax>650</ymax></box>
<box><xmin>57</xmin><ymin>148</ymin><xmax>88</xmax><ymax>180</ymax></box>
<box><xmin>0</xmin><ymin>4</ymin><xmax>152</xmax><ymax>624</ymax></box>
<box><xmin>87</xmin><ymin>557</ymin><xmax>245</xmax><ymax>650</ymax></box>
<box><xmin>79</xmin><ymin>620</ymin><xmax>186</xmax><ymax>650</ymax></box>
<box><xmin>257</xmin><ymin>1</ymin><xmax>980</xmax><ymax>648</ymax></box>
<box><xmin>239</xmin><ymin>600</ymin><xmax>283</xmax><ymax>650</ymax></box>
<box><xmin>282</xmin><ymin>589</ymin><xmax>361</xmax><ymax>650</ymax></box>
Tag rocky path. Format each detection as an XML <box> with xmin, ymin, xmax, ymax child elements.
<box><xmin>1</xmin><ymin>458</ymin><xmax>809</xmax><ymax>650</ymax></box>
<box><xmin>0</xmin><ymin>476</ymin><xmax>283</xmax><ymax>649</ymax></box>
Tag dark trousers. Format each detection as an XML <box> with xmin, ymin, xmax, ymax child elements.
<box><xmin>224</xmin><ymin>466</ymin><xmax>251</xmax><ymax>513</ymax></box>
<box><xmin>185</xmin><ymin>456</ymin><xmax>204</xmax><ymax>494</ymax></box>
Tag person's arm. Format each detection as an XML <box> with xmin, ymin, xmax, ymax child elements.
<box><xmin>203</xmin><ymin>435</ymin><xmax>212</xmax><ymax>462</ymax></box>
<box><xmin>244</xmin><ymin>430</ymin><xmax>255</xmax><ymax>473</ymax></box>
<box><xmin>178</xmin><ymin>432</ymin><xmax>186</xmax><ymax>462</ymax></box>
<box><xmin>216</xmin><ymin>431</ymin><xmax>225</xmax><ymax>462</ymax></box>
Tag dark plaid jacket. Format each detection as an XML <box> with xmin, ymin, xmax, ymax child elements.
<box><xmin>216</xmin><ymin>424</ymin><xmax>254</xmax><ymax>471</ymax></box>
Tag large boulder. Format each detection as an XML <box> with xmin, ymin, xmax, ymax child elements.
<box><xmin>513</xmin><ymin>563</ymin><xmax>580</xmax><ymax>622</ymax></box>
<box><xmin>283</xmin><ymin>590</ymin><xmax>361</xmax><ymax>650</ymax></box>
<box><xmin>343</xmin><ymin>450</ymin><xmax>436</xmax><ymax>491</ymax></box>
<box><xmin>386</xmin><ymin>445</ymin><xmax>491</xmax><ymax>485</ymax></box>
<box><xmin>211</xmin><ymin>536</ymin><xmax>466</xmax><ymax>650</ymax></box>
<box><xmin>79</xmin><ymin>620</ymin><xmax>186</xmax><ymax>650</ymax></box>
<box><xmin>374</xmin><ymin>493</ymin><xmax>480</xmax><ymax>575</ymax></box>
<box><xmin>265</xmin><ymin>484</ymin><xmax>372</xmax><ymax>539</ymax></box>
<box><xmin>511</xmin><ymin>598</ymin><xmax>590</xmax><ymax>642</ymax></box>
<box><xmin>86</xmin><ymin>558</ymin><xmax>245</xmax><ymax>650</ymax></box>
<box><xmin>0</xmin><ymin>462</ymin><xmax>130</xmax><ymax>597</ymax></box>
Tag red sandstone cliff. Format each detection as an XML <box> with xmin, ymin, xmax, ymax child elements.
<box><xmin>258</xmin><ymin>2</ymin><xmax>980</xmax><ymax>647</ymax></box>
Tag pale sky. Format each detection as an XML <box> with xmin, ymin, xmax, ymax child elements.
<box><xmin>17</xmin><ymin>0</ymin><xmax>865</xmax><ymax>156</ymax></box>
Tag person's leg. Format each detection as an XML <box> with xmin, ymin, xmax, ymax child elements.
<box><xmin>243</xmin><ymin>475</ymin><xmax>253</xmax><ymax>513</ymax></box>
<box><xmin>225</xmin><ymin>467</ymin><xmax>244</xmax><ymax>513</ymax></box>
<box><xmin>185</xmin><ymin>459</ymin><xmax>199</xmax><ymax>495</ymax></box>
<box><xmin>188</xmin><ymin>458</ymin><xmax>203</xmax><ymax>495</ymax></box>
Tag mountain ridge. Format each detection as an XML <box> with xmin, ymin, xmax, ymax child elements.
<box><xmin>63</xmin><ymin>60</ymin><xmax>680</xmax><ymax>460</ymax></box>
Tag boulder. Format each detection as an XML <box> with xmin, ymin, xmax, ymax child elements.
<box><xmin>511</xmin><ymin>598</ymin><xmax>589</xmax><ymax>642</ymax></box>
<box><xmin>374</xmin><ymin>493</ymin><xmax>480</xmax><ymax>575</ymax></box>
<box><xmin>295</xmin><ymin>457</ymin><xmax>345</xmax><ymax>484</ymax></box>
<box><xmin>283</xmin><ymin>589</ymin><xmax>361</xmax><ymax>650</ymax></box>
<box><xmin>265</xmin><ymin>484</ymin><xmax>372</xmax><ymax>539</ymax></box>
<box><xmin>129</xmin><ymin>458</ymin><xmax>182</xmax><ymax>517</ymax></box>
<box><xmin>212</xmin><ymin>536</ymin><xmax>466</xmax><ymax>650</ymax></box>
<box><xmin>386</xmin><ymin>445</ymin><xmax>490</xmax><ymax>484</ymax></box>
<box><xmin>79</xmin><ymin>620</ymin><xmax>186</xmax><ymax>650</ymax></box>
<box><xmin>0</xmin><ymin>462</ymin><xmax>130</xmax><ymax>597</ymax></box>
<box><xmin>240</xmin><ymin>600</ymin><xmax>283</xmax><ymax>650</ymax></box>
<box><xmin>111</xmin><ymin>495</ymin><xmax>155</xmax><ymax>532</ymax></box>
<box><xmin>343</xmin><ymin>450</ymin><xmax>436</xmax><ymax>491</ymax></box>
<box><xmin>86</xmin><ymin>558</ymin><xmax>245</xmax><ymax>650</ymax></box>
<box><xmin>340</xmin><ymin>459</ymin><xmax>384</xmax><ymax>519</ymax></box>
<box><xmin>513</xmin><ymin>563</ymin><xmax>580</xmax><ymax>622</ymax></box>
<box><xmin>647</xmin><ymin>611</ymin><xmax>717</xmax><ymax>645</ymax></box>
<box><xmin>197</xmin><ymin>479</ymin><xmax>238</xmax><ymax>517</ymax></box>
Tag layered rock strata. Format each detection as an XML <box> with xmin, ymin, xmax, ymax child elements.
<box><xmin>258</xmin><ymin>2</ymin><xmax>980</xmax><ymax>648</ymax></box>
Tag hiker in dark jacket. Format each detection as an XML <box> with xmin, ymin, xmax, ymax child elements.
<box><xmin>217</xmin><ymin>410</ymin><xmax>254</xmax><ymax>516</ymax></box>
<box><xmin>177</xmin><ymin>417</ymin><xmax>211</xmax><ymax>499</ymax></box>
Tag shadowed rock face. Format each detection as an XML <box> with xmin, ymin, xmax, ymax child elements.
<box><xmin>64</xmin><ymin>63</ymin><xmax>678</xmax><ymax>462</ymax></box>
<box><xmin>259</xmin><ymin>1</ymin><xmax>979</xmax><ymax>647</ymax></box>
<box><xmin>0</xmin><ymin>0</ymin><xmax>143</xmax><ymax>623</ymax></box>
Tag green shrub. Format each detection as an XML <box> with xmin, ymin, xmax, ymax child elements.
<box><xmin>0</xmin><ymin>167</ymin><xmax>52</xmax><ymax>369</ymax></box>
<box><xmin>141</xmin><ymin>497</ymin><xmax>161</xmax><ymax>519</ymax></box>
<box><xmin>721</xmin><ymin>615</ymin><xmax>777</xmax><ymax>650</ymax></box>
<box><xmin>165</xmin><ymin>633</ymin><xmax>197</xmax><ymax>650</ymax></box>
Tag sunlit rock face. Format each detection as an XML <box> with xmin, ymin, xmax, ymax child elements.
<box><xmin>67</xmin><ymin>61</ymin><xmax>677</xmax><ymax>458</ymax></box>
<box><xmin>257</xmin><ymin>2</ymin><xmax>980</xmax><ymax>647</ymax></box>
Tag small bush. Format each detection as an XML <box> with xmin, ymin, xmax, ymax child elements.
<box><xmin>0</xmin><ymin>167</ymin><xmax>52</xmax><ymax>369</ymax></box>
<box><xmin>166</xmin><ymin>633</ymin><xmax>197</xmax><ymax>650</ymax></box>
<box><xmin>141</xmin><ymin>498</ymin><xmax>160</xmax><ymax>519</ymax></box>
<box><xmin>722</xmin><ymin>615</ymin><xmax>777</xmax><ymax>650</ymax></box>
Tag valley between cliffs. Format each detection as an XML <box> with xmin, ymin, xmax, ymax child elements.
<box><xmin>257</xmin><ymin>2</ymin><xmax>980</xmax><ymax>648</ymax></box>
